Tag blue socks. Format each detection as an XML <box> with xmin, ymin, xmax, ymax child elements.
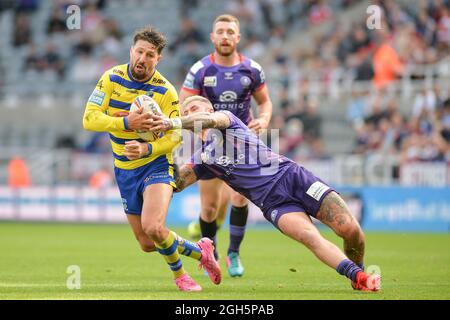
<box><xmin>228</xmin><ymin>205</ymin><xmax>248</xmax><ymax>255</ymax></box>
<box><xmin>336</xmin><ymin>259</ymin><xmax>363</xmax><ymax>282</ymax></box>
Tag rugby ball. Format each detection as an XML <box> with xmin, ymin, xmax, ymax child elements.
<box><xmin>129</xmin><ymin>95</ymin><xmax>162</xmax><ymax>142</ymax></box>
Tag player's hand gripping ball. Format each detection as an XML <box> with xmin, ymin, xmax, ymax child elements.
<box><xmin>130</xmin><ymin>95</ymin><xmax>162</xmax><ymax>141</ymax></box>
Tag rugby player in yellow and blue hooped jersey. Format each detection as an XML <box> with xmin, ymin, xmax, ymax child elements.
<box><xmin>82</xmin><ymin>26</ymin><xmax>221</xmax><ymax>292</ymax></box>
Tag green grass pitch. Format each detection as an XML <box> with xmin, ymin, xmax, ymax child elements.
<box><xmin>0</xmin><ymin>222</ymin><xmax>449</xmax><ymax>300</ymax></box>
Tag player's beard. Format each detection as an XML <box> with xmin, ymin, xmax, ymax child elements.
<box><xmin>130</xmin><ymin>62</ymin><xmax>151</xmax><ymax>81</ymax></box>
<box><xmin>215</xmin><ymin>42</ymin><xmax>236</xmax><ymax>57</ymax></box>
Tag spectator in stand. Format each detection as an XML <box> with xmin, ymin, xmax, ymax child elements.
<box><xmin>12</xmin><ymin>12</ymin><xmax>32</xmax><ymax>47</ymax></box>
<box><xmin>346</xmin><ymin>90</ymin><xmax>370</xmax><ymax>127</ymax></box>
<box><xmin>42</xmin><ymin>41</ymin><xmax>65</xmax><ymax>79</ymax></box>
<box><xmin>415</xmin><ymin>7</ymin><xmax>437</xmax><ymax>46</ymax></box>
<box><xmin>73</xmin><ymin>34</ymin><xmax>94</xmax><ymax>56</ymax></box>
<box><xmin>168</xmin><ymin>18</ymin><xmax>205</xmax><ymax>52</ymax></box>
<box><xmin>400</xmin><ymin>129</ymin><xmax>445</xmax><ymax>164</ymax></box>
<box><xmin>47</xmin><ymin>7</ymin><xmax>67</xmax><ymax>34</ymax></box>
<box><xmin>179</xmin><ymin>0</ymin><xmax>199</xmax><ymax>17</ymax></box>
<box><xmin>308</xmin><ymin>0</ymin><xmax>332</xmax><ymax>26</ymax></box>
<box><xmin>365</xmin><ymin>95</ymin><xmax>389</xmax><ymax>128</ymax></box>
<box><xmin>71</xmin><ymin>52</ymin><xmax>101</xmax><ymax>83</ymax></box>
<box><xmin>84</xmin><ymin>132</ymin><xmax>111</xmax><ymax>154</ymax></box>
<box><xmin>438</xmin><ymin>99</ymin><xmax>450</xmax><ymax>144</ymax></box>
<box><xmin>412</xmin><ymin>87</ymin><xmax>437</xmax><ymax>120</ymax></box>
<box><xmin>436</xmin><ymin>6</ymin><xmax>450</xmax><ymax>50</ymax></box>
<box><xmin>23</xmin><ymin>43</ymin><xmax>44</xmax><ymax>74</ymax></box>
<box><xmin>372</xmin><ymin>26</ymin><xmax>405</xmax><ymax>90</ymax></box>
<box><xmin>353</xmin><ymin>122</ymin><xmax>373</xmax><ymax>154</ymax></box>
<box><xmin>101</xmin><ymin>17</ymin><xmax>123</xmax><ymax>55</ymax></box>
<box><xmin>8</xmin><ymin>156</ymin><xmax>31</xmax><ymax>188</ymax></box>
<box><xmin>301</xmin><ymin>98</ymin><xmax>322</xmax><ymax>144</ymax></box>
<box><xmin>280</xmin><ymin>117</ymin><xmax>304</xmax><ymax>159</ymax></box>
<box><xmin>383</xmin><ymin>110</ymin><xmax>409</xmax><ymax>154</ymax></box>
<box><xmin>82</xmin><ymin>4</ymin><xmax>106</xmax><ymax>45</ymax></box>
<box><xmin>241</xmin><ymin>32</ymin><xmax>265</xmax><ymax>60</ymax></box>
<box><xmin>225</xmin><ymin>0</ymin><xmax>260</xmax><ymax>34</ymax></box>
<box><xmin>259</xmin><ymin>0</ymin><xmax>275</xmax><ymax>30</ymax></box>
<box><xmin>15</xmin><ymin>0</ymin><xmax>39</xmax><ymax>13</ymax></box>
<box><xmin>99</xmin><ymin>53</ymin><xmax>118</xmax><ymax>73</ymax></box>
<box><xmin>177</xmin><ymin>40</ymin><xmax>202</xmax><ymax>81</ymax></box>
<box><xmin>89</xmin><ymin>167</ymin><xmax>113</xmax><ymax>188</ymax></box>
<box><xmin>82</xmin><ymin>3</ymin><xmax>104</xmax><ymax>33</ymax></box>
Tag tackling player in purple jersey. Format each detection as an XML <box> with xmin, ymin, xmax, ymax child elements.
<box><xmin>179</xmin><ymin>14</ymin><xmax>273</xmax><ymax>277</ymax></box>
<box><xmin>144</xmin><ymin>95</ymin><xmax>381</xmax><ymax>292</ymax></box>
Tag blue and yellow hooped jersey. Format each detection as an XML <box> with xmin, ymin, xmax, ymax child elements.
<box><xmin>83</xmin><ymin>64</ymin><xmax>181</xmax><ymax>170</ymax></box>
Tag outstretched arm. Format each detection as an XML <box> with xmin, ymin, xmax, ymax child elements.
<box><xmin>147</xmin><ymin>111</ymin><xmax>231</xmax><ymax>132</ymax></box>
<box><xmin>174</xmin><ymin>164</ymin><xmax>199</xmax><ymax>192</ymax></box>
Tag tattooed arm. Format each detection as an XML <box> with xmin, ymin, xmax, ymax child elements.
<box><xmin>148</xmin><ymin>111</ymin><xmax>231</xmax><ymax>132</ymax></box>
<box><xmin>178</xmin><ymin>111</ymin><xmax>231</xmax><ymax>131</ymax></box>
<box><xmin>173</xmin><ymin>164</ymin><xmax>199</xmax><ymax>193</ymax></box>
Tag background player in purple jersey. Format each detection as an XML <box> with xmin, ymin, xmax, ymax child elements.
<box><xmin>179</xmin><ymin>14</ymin><xmax>273</xmax><ymax>277</ymax></box>
<box><xmin>145</xmin><ymin>95</ymin><xmax>381</xmax><ymax>292</ymax></box>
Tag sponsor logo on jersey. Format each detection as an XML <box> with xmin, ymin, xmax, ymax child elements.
<box><xmin>224</xmin><ymin>72</ymin><xmax>233</xmax><ymax>80</ymax></box>
<box><xmin>113</xmin><ymin>69</ymin><xmax>124</xmax><ymax>76</ymax></box>
<box><xmin>214</xmin><ymin>102</ymin><xmax>245</xmax><ymax>110</ymax></box>
<box><xmin>183</xmin><ymin>73</ymin><xmax>195</xmax><ymax>89</ymax></box>
<box><xmin>112</xmin><ymin>90</ymin><xmax>121</xmax><ymax>97</ymax></box>
<box><xmin>152</xmin><ymin>78</ymin><xmax>166</xmax><ymax>85</ymax></box>
<box><xmin>88</xmin><ymin>89</ymin><xmax>105</xmax><ymax>106</ymax></box>
<box><xmin>204</xmin><ymin>76</ymin><xmax>217</xmax><ymax>87</ymax></box>
<box><xmin>219</xmin><ymin>91</ymin><xmax>237</xmax><ymax>102</ymax></box>
<box><xmin>169</xmin><ymin>110</ymin><xmax>179</xmax><ymax>118</ymax></box>
<box><xmin>240</xmin><ymin>76</ymin><xmax>251</xmax><ymax>87</ymax></box>
<box><xmin>126</xmin><ymin>89</ymin><xmax>139</xmax><ymax>94</ymax></box>
<box><xmin>215</xmin><ymin>155</ymin><xmax>233</xmax><ymax>166</ymax></box>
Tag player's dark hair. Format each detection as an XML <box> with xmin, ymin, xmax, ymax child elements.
<box><xmin>133</xmin><ymin>26</ymin><xmax>167</xmax><ymax>54</ymax></box>
<box><xmin>213</xmin><ymin>14</ymin><xmax>240</xmax><ymax>30</ymax></box>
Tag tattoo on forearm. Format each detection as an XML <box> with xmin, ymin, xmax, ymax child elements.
<box><xmin>180</xmin><ymin>112</ymin><xmax>230</xmax><ymax>130</ymax></box>
<box><xmin>181</xmin><ymin>112</ymin><xmax>216</xmax><ymax>130</ymax></box>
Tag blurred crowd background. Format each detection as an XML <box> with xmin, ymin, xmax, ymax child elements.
<box><xmin>0</xmin><ymin>0</ymin><xmax>449</xmax><ymax>187</ymax></box>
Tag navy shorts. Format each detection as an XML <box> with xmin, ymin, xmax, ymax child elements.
<box><xmin>260</xmin><ymin>163</ymin><xmax>335</xmax><ymax>229</ymax></box>
<box><xmin>114</xmin><ymin>156</ymin><xmax>176</xmax><ymax>215</ymax></box>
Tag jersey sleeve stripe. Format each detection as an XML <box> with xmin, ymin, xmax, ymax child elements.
<box><xmin>109</xmin><ymin>99</ymin><xmax>131</xmax><ymax>110</ymax></box>
<box><xmin>255</xmin><ymin>83</ymin><xmax>266</xmax><ymax>92</ymax></box>
<box><xmin>112</xmin><ymin>151</ymin><xmax>151</xmax><ymax>162</ymax></box>
<box><xmin>109</xmin><ymin>133</ymin><xmax>145</xmax><ymax>145</ymax></box>
<box><xmin>181</xmin><ymin>87</ymin><xmax>201</xmax><ymax>94</ymax></box>
<box><xmin>109</xmin><ymin>74</ymin><xmax>168</xmax><ymax>95</ymax></box>
<box><xmin>190</xmin><ymin>60</ymin><xmax>205</xmax><ymax>74</ymax></box>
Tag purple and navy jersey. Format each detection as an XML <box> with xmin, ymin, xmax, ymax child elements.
<box><xmin>191</xmin><ymin>111</ymin><xmax>294</xmax><ymax>208</ymax></box>
<box><xmin>182</xmin><ymin>54</ymin><xmax>266</xmax><ymax>125</ymax></box>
